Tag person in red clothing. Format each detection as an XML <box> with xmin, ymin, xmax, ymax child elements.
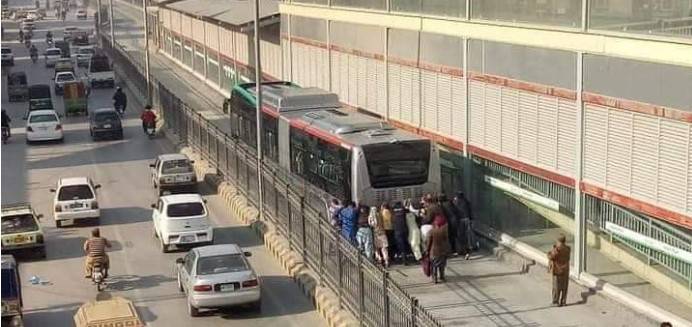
<box><xmin>140</xmin><ymin>105</ymin><xmax>157</xmax><ymax>134</ymax></box>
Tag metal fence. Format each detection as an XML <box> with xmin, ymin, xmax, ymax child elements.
<box><xmin>101</xmin><ymin>34</ymin><xmax>442</xmax><ymax>327</ymax></box>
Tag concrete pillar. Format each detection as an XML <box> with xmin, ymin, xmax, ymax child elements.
<box><xmin>574</xmin><ymin>52</ymin><xmax>586</xmax><ymax>275</ymax></box>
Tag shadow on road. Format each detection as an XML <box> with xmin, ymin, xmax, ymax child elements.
<box><xmin>212</xmin><ymin>225</ymin><xmax>264</xmax><ymax>248</ymax></box>
<box><xmin>99</xmin><ymin>206</ymin><xmax>152</xmax><ymax>226</ymax></box>
<box><xmin>105</xmin><ymin>273</ymin><xmax>176</xmax><ymax>292</ymax></box>
<box><xmin>22</xmin><ymin>302</ymin><xmax>82</xmax><ymax>327</ymax></box>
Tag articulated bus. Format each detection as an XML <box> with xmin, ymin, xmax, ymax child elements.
<box><xmin>227</xmin><ymin>81</ymin><xmax>440</xmax><ymax>207</ymax></box>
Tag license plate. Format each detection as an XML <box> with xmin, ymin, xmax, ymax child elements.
<box><xmin>180</xmin><ymin>235</ymin><xmax>195</xmax><ymax>243</ymax></box>
<box><xmin>61</xmin><ymin>219</ymin><xmax>74</xmax><ymax>226</ymax></box>
<box><xmin>70</xmin><ymin>202</ymin><xmax>84</xmax><ymax>208</ymax></box>
<box><xmin>175</xmin><ymin>176</ymin><xmax>189</xmax><ymax>182</ymax></box>
<box><xmin>219</xmin><ymin>284</ymin><xmax>236</xmax><ymax>292</ymax></box>
<box><xmin>104</xmin><ymin>124</ymin><xmax>112</xmax><ymax>128</ymax></box>
<box><xmin>39</xmin><ymin>126</ymin><xmax>48</xmax><ymax>130</ymax></box>
<box><xmin>13</xmin><ymin>235</ymin><xmax>28</xmax><ymax>244</ymax></box>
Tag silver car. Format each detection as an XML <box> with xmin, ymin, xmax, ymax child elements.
<box><xmin>176</xmin><ymin>244</ymin><xmax>261</xmax><ymax>317</ymax></box>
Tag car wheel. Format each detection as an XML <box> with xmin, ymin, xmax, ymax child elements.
<box><xmin>117</xmin><ymin>131</ymin><xmax>123</xmax><ymax>140</ymax></box>
<box><xmin>26</xmin><ymin>139</ymin><xmax>31</xmax><ymax>145</ymax></box>
<box><xmin>160</xmin><ymin>238</ymin><xmax>169</xmax><ymax>253</ymax></box>
<box><xmin>37</xmin><ymin>247</ymin><xmax>47</xmax><ymax>259</ymax></box>
<box><xmin>55</xmin><ymin>220</ymin><xmax>62</xmax><ymax>228</ymax></box>
<box><xmin>187</xmin><ymin>300</ymin><xmax>199</xmax><ymax>317</ymax></box>
<box><xmin>251</xmin><ymin>300</ymin><xmax>261</xmax><ymax>312</ymax></box>
<box><xmin>92</xmin><ymin>217</ymin><xmax>100</xmax><ymax>225</ymax></box>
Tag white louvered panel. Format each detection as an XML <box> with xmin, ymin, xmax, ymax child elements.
<box><xmin>219</xmin><ymin>29</ymin><xmax>232</xmax><ymax>59</ymax></box>
<box><xmin>388</xmin><ymin>63</ymin><xmax>402</xmax><ymax>121</ymax></box>
<box><xmin>339</xmin><ymin>52</ymin><xmax>350</xmax><ymax>102</ymax></box>
<box><xmin>236</xmin><ymin>32</ymin><xmax>248</xmax><ymax>65</ymax></box>
<box><xmin>269</xmin><ymin>42</ymin><xmax>282</xmax><ymax>80</ymax></box>
<box><xmin>162</xmin><ymin>9</ymin><xmax>170</xmax><ymax>29</ymax></box>
<box><xmin>518</xmin><ymin>91</ymin><xmax>538</xmax><ymax>163</ymax></box>
<box><xmin>345</xmin><ymin>53</ymin><xmax>356</xmax><ymax>106</ymax></box>
<box><xmin>500</xmin><ymin>87</ymin><xmax>519</xmax><ymax>158</ymax></box>
<box><xmin>411</xmin><ymin>67</ymin><xmax>422</xmax><ymax>127</ymax></box>
<box><xmin>205</xmin><ymin>23</ymin><xmax>217</xmax><ymax>50</ymax></box>
<box><xmin>556</xmin><ymin>99</ymin><xmax>576</xmax><ymax>177</ymax></box>
<box><xmin>171</xmin><ymin>11</ymin><xmax>180</xmax><ymax>33</ymax></box>
<box><xmin>630</xmin><ymin>113</ymin><xmax>659</xmax><ymax>202</ymax></box>
<box><xmin>192</xmin><ymin>18</ymin><xmax>204</xmax><ymax>43</ymax></box>
<box><xmin>484</xmin><ymin>84</ymin><xmax>502</xmax><ymax>152</ymax></box>
<box><xmin>468</xmin><ymin>80</ymin><xmax>485</xmax><ymax>147</ymax></box>
<box><xmin>536</xmin><ymin>95</ymin><xmax>558</xmax><ymax>170</ymax></box>
<box><xmin>282</xmin><ymin>40</ymin><xmax>289</xmax><ymax>81</ymax></box>
<box><xmin>400</xmin><ymin>65</ymin><xmax>415</xmax><ymax>124</ymax></box>
<box><xmin>291</xmin><ymin>44</ymin><xmax>301</xmax><ymax>85</ymax></box>
<box><xmin>582</xmin><ymin>104</ymin><xmax>608</xmax><ymax>185</ymax></box>
<box><xmin>421</xmin><ymin>70</ymin><xmax>438</xmax><ymax>131</ymax></box>
<box><xmin>605</xmin><ymin>109</ymin><xmax>633</xmax><ymax>194</ymax></box>
<box><xmin>357</xmin><ymin>56</ymin><xmax>367</xmax><ymax>109</ymax></box>
<box><xmin>330</xmin><ymin>50</ymin><xmax>341</xmax><ymax>97</ymax></box>
<box><xmin>365</xmin><ymin>58</ymin><xmax>378</xmax><ymax>113</ymax></box>
<box><xmin>181</xmin><ymin>15</ymin><xmax>191</xmax><ymax>38</ymax></box>
<box><xmin>451</xmin><ymin>76</ymin><xmax>465</xmax><ymax>142</ymax></box>
<box><xmin>321</xmin><ymin>49</ymin><xmax>330</xmax><ymax>91</ymax></box>
<box><xmin>657</xmin><ymin>119</ymin><xmax>689</xmax><ymax>211</ymax></box>
<box><xmin>312</xmin><ymin>47</ymin><xmax>321</xmax><ymax>88</ymax></box>
<box><xmin>437</xmin><ymin>73</ymin><xmax>453</xmax><ymax>136</ymax></box>
<box><xmin>688</xmin><ymin>126</ymin><xmax>692</xmax><ymax>214</ymax></box>
<box><xmin>307</xmin><ymin>45</ymin><xmax>316</xmax><ymax>86</ymax></box>
<box><xmin>376</xmin><ymin>60</ymin><xmax>387</xmax><ymax>116</ymax></box>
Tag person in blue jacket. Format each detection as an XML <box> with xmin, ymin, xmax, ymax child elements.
<box><xmin>339</xmin><ymin>201</ymin><xmax>358</xmax><ymax>244</ymax></box>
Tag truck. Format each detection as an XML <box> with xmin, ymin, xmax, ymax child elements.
<box><xmin>88</xmin><ymin>54</ymin><xmax>114</xmax><ymax>88</ymax></box>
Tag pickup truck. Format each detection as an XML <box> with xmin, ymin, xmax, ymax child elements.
<box><xmin>88</xmin><ymin>54</ymin><xmax>115</xmax><ymax>88</ymax></box>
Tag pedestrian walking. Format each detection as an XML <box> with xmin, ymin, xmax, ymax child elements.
<box><xmin>380</xmin><ymin>203</ymin><xmax>395</xmax><ymax>260</ymax></box>
<box><xmin>329</xmin><ymin>198</ymin><xmax>343</xmax><ymax>228</ymax></box>
<box><xmin>369</xmin><ymin>206</ymin><xmax>389</xmax><ymax>267</ymax></box>
<box><xmin>405</xmin><ymin>199</ymin><xmax>423</xmax><ymax>261</ymax></box>
<box><xmin>426</xmin><ymin>214</ymin><xmax>451</xmax><ymax>283</ymax></box>
<box><xmin>356</xmin><ymin>206</ymin><xmax>374</xmax><ymax>260</ymax></box>
<box><xmin>548</xmin><ymin>234</ymin><xmax>571</xmax><ymax>307</ymax></box>
<box><xmin>454</xmin><ymin>192</ymin><xmax>475</xmax><ymax>259</ymax></box>
<box><xmin>339</xmin><ymin>201</ymin><xmax>358</xmax><ymax>245</ymax></box>
<box><xmin>392</xmin><ymin>201</ymin><xmax>410</xmax><ymax>265</ymax></box>
<box><xmin>440</xmin><ymin>194</ymin><xmax>460</xmax><ymax>255</ymax></box>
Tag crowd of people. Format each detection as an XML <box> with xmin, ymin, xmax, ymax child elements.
<box><xmin>330</xmin><ymin>192</ymin><xmax>477</xmax><ymax>284</ymax></box>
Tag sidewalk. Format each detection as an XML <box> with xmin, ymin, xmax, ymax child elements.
<box><xmin>389</xmin><ymin>251</ymin><xmax>657</xmax><ymax>327</ymax></box>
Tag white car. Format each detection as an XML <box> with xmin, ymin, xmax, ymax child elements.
<box><xmin>75</xmin><ymin>46</ymin><xmax>95</xmax><ymax>67</ymax></box>
<box><xmin>26</xmin><ymin>11</ymin><xmax>39</xmax><ymax>20</ymax></box>
<box><xmin>76</xmin><ymin>9</ymin><xmax>87</xmax><ymax>19</ymax></box>
<box><xmin>1</xmin><ymin>47</ymin><xmax>14</xmax><ymax>66</ymax></box>
<box><xmin>26</xmin><ymin>110</ymin><xmax>63</xmax><ymax>143</ymax></box>
<box><xmin>44</xmin><ymin>48</ymin><xmax>62</xmax><ymax>67</ymax></box>
<box><xmin>176</xmin><ymin>244</ymin><xmax>261</xmax><ymax>317</ymax></box>
<box><xmin>151</xmin><ymin>194</ymin><xmax>213</xmax><ymax>253</ymax></box>
<box><xmin>63</xmin><ymin>26</ymin><xmax>79</xmax><ymax>40</ymax></box>
<box><xmin>51</xmin><ymin>177</ymin><xmax>101</xmax><ymax>227</ymax></box>
<box><xmin>54</xmin><ymin>71</ymin><xmax>77</xmax><ymax>94</ymax></box>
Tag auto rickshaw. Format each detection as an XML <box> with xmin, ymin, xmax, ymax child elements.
<box><xmin>7</xmin><ymin>72</ymin><xmax>28</xmax><ymax>102</ymax></box>
<box><xmin>1</xmin><ymin>255</ymin><xmax>24</xmax><ymax>327</ymax></box>
<box><xmin>28</xmin><ymin>84</ymin><xmax>53</xmax><ymax>112</ymax></box>
<box><xmin>74</xmin><ymin>297</ymin><xmax>144</xmax><ymax>327</ymax></box>
<box><xmin>63</xmin><ymin>81</ymin><xmax>88</xmax><ymax>116</ymax></box>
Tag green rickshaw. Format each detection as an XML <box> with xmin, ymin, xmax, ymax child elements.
<box><xmin>63</xmin><ymin>81</ymin><xmax>88</xmax><ymax>116</ymax></box>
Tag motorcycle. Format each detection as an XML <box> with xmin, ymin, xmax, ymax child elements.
<box><xmin>46</xmin><ymin>37</ymin><xmax>53</xmax><ymax>47</ymax></box>
<box><xmin>91</xmin><ymin>261</ymin><xmax>107</xmax><ymax>292</ymax></box>
<box><xmin>114</xmin><ymin>103</ymin><xmax>125</xmax><ymax>116</ymax></box>
<box><xmin>145</xmin><ymin>121</ymin><xmax>155</xmax><ymax>138</ymax></box>
<box><xmin>2</xmin><ymin>126</ymin><xmax>10</xmax><ymax>144</ymax></box>
<box><xmin>24</xmin><ymin>39</ymin><xmax>31</xmax><ymax>48</ymax></box>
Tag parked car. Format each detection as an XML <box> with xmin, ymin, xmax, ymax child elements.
<box><xmin>26</xmin><ymin>109</ymin><xmax>63</xmax><ymax>144</ymax></box>
<box><xmin>51</xmin><ymin>177</ymin><xmax>101</xmax><ymax>227</ymax></box>
<box><xmin>76</xmin><ymin>9</ymin><xmax>87</xmax><ymax>19</ymax></box>
<box><xmin>150</xmin><ymin>154</ymin><xmax>197</xmax><ymax>195</ymax></box>
<box><xmin>89</xmin><ymin>108</ymin><xmax>123</xmax><ymax>140</ymax></box>
<box><xmin>1</xmin><ymin>255</ymin><xmax>23</xmax><ymax>327</ymax></box>
<box><xmin>75</xmin><ymin>46</ymin><xmax>94</xmax><ymax>67</ymax></box>
<box><xmin>175</xmin><ymin>244</ymin><xmax>261</xmax><ymax>317</ymax></box>
<box><xmin>44</xmin><ymin>47</ymin><xmax>62</xmax><ymax>67</ymax></box>
<box><xmin>151</xmin><ymin>194</ymin><xmax>213</xmax><ymax>253</ymax></box>
<box><xmin>1</xmin><ymin>203</ymin><xmax>46</xmax><ymax>258</ymax></box>
<box><xmin>1</xmin><ymin>47</ymin><xmax>14</xmax><ymax>66</ymax></box>
<box><xmin>53</xmin><ymin>71</ymin><xmax>77</xmax><ymax>94</ymax></box>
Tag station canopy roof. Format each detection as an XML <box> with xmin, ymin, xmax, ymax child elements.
<box><xmin>164</xmin><ymin>0</ymin><xmax>279</xmax><ymax>27</ymax></box>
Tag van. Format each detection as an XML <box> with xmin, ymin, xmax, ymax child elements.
<box><xmin>51</xmin><ymin>177</ymin><xmax>101</xmax><ymax>227</ymax></box>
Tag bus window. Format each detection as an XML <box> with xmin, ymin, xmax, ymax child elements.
<box><xmin>361</xmin><ymin>141</ymin><xmax>430</xmax><ymax>188</ymax></box>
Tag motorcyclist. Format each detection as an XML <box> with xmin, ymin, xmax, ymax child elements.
<box><xmin>112</xmin><ymin>87</ymin><xmax>127</xmax><ymax>114</ymax></box>
<box><xmin>46</xmin><ymin>31</ymin><xmax>53</xmax><ymax>43</ymax></box>
<box><xmin>29</xmin><ymin>44</ymin><xmax>38</xmax><ymax>61</ymax></box>
<box><xmin>83</xmin><ymin>228</ymin><xmax>111</xmax><ymax>278</ymax></box>
<box><xmin>140</xmin><ymin>105</ymin><xmax>157</xmax><ymax>134</ymax></box>
<box><xmin>18</xmin><ymin>29</ymin><xmax>24</xmax><ymax>42</ymax></box>
<box><xmin>1</xmin><ymin>110</ymin><xmax>11</xmax><ymax>138</ymax></box>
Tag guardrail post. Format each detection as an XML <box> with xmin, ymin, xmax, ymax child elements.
<box><xmin>288</xmin><ymin>190</ymin><xmax>293</xmax><ymax>251</ymax></box>
<box><xmin>318</xmin><ymin>217</ymin><xmax>324</xmax><ymax>286</ymax></box>
<box><xmin>337</xmin><ymin>231</ymin><xmax>343</xmax><ymax>309</ymax></box>
<box><xmin>301</xmin><ymin>196</ymin><xmax>307</xmax><ymax>260</ymax></box>
<box><xmin>411</xmin><ymin>297</ymin><xmax>418</xmax><ymax>327</ymax></box>
<box><xmin>358</xmin><ymin>253</ymin><xmax>365</xmax><ymax>326</ymax></box>
<box><xmin>383</xmin><ymin>270</ymin><xmax>390</xmax><ymax>327</ymax></box>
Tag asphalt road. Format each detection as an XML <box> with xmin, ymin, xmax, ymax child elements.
<box><xmin>1</xmin><ymin>11</ymin><xmax>325</xmax><ymax>327</ymax></box>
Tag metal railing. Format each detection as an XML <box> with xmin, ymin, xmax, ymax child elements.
<box><xmin>102</xmin><ymin>33</ymin><xmax>442</xmax><ymax>327</ymax></box>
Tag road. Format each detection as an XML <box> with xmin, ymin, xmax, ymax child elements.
<box><xmin>1</xmin><ymin>10</ymin><xmax>325</xmax><ymax>327</ymax></box>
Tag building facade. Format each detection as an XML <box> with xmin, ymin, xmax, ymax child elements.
<box><xmin>152</xmin><ymin>0</ymin><xmax>692</xmax><ymax>318</ymax></box>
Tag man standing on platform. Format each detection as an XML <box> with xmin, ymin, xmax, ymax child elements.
<box><xmin>548</xmin><ymin>234</ymin><xmax>571</xmax><ymax>307</ymax></box>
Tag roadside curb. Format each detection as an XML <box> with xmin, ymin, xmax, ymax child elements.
<box><xmin>173</xmin><ymin>149</ymin><xmax>358</xmax><ymax>327</ymax></box>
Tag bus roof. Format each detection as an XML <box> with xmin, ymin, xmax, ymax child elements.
<box><xmin>235</xmin><ymin>82</ymin><xmax>340</xmax><ymax>113</ymax></box>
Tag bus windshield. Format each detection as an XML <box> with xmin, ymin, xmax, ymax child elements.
<box><xmin>362</xmin><ymin>141</ymin><xmax>430</xmax><ymax>188</ymax></box>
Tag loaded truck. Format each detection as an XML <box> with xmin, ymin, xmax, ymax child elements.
<box><xmin>87</xmin><ymin>54</ymin><xmax>115</xmax><ymax>88</ymax></box>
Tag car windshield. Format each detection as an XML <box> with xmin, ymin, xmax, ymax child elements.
<box><xmin>95</xmin><ymin>112</ymin><xmax>119</xmax><ymax>123</ymax></box>
<box><xmin>2</xmin><ymin>214</ymin><xmax>39</xmax><ymax>233</ymax></box>
<box><xmin>1</xmin><ymin>48</ymin><xmax>10</xmax><ymax>54</ymax></box>
<box><xmin>167</xmin><ymin>202</ymin><xmax>205</xmax><ymax>217</ymax></box>
<box><xmin>29</xmin><ymin>114</ymin><xmax>57</xmax><ymax>123</ymax></box>
<box><xmin>1</xmin><ymin>269</ymin><xmax>18</xmax><ymax>299</ymax></box>
<box><xmin>161</xmin><ymin>159</ymin><xmax>192</xmax><ymax>174</ymax></box>
<box><xmin>56</xmin><ymin>74</ymin><xmax>74</xmax><ymax>82</ymax></box>
<box><xmin>57</xmin><ymin>185</ymin><xmax>94</xmax><ymax>201</ymax></box>
<box><xmin>196</xmin><ymin>254</ymin><xmax>248</xmax><ymax>275</ymax></box>
<box><xmin>46</xmin><ymin>49</ymin><xmax>61</xmax><ymax>56</ymax></box>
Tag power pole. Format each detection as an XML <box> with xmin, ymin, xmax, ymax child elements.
<box><xmin>143</xmin><ymin>0</ymin><xmax>151</xmax><ymax>102</ymax></box>
<box><xmin>252</xmin><ymin>0</ymin><xmax>264</xmax><ymax>219</ymax></box>
<box><xmin>108</xmin><ymin>0</ymin><xmax>114</xmax><ymax>47</ymax></box>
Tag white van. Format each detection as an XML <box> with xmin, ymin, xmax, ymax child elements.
<box><xmin>51</xmin><ymin>177</ymin><xmax>101</xmax><ymax>227</ymax></box>
<box><xmin>151</xmin><ymin>194</ymin><xmax>213</xmax><ymax>253</ymax></box>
